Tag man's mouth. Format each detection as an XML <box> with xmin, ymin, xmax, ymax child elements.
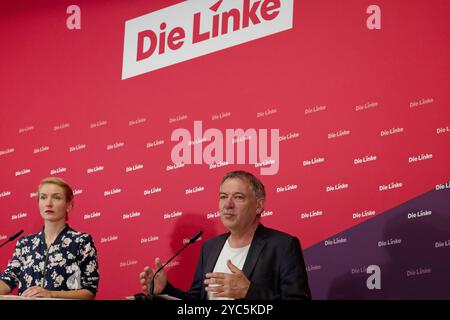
<box><xmin>222</xmin><ymin>212</ymin><xmax>235</xmax><ymax>217</ymax></box>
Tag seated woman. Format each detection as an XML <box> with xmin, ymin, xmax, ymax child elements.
<box><xmin>0</xmin><ymin>177</ymin><xmax>99</xmax><ymax>299</ymax></box>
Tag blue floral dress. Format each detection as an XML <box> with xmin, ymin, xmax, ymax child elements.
<box><xmin>0</xmin><ymin>225</ymin><xmax>99</xmax><ymax>296</ymax></box>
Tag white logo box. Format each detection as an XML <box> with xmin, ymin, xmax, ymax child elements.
<box><xmin>122</xmin><ymin>0</ymin><xmax>294</xmax><ymax>79</ymax></box>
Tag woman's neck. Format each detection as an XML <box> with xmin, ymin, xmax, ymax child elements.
<box><xmin>44</xmin><ymin>221</ymin><xmax>66</xmax><ymax>245</ymax></box>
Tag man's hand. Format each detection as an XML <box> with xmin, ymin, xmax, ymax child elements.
<box><xmin>204</xmin><ymin>260</ymin><xmax>250</xmax><ymax>299</ymax></box>
<box><xmin>139</xmin><ymin>258</ymin><xmax>167</xmax><ymax>294</ymax></box>
<box><xmin>22</xmin><ymin>286</ymin><xmax>53</xmax><ymax>298</ymax></box>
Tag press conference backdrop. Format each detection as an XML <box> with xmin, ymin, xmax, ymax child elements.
<box><xmin>0</xmin><ymin>0</ymin><xmax>449</xmax><ymax>299</ymax></box>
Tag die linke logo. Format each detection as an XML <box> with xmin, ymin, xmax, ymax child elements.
<box><xmin>122</xmin><ymin>0</ymin><xmax>293</xmax><ymax>79</ymax></box>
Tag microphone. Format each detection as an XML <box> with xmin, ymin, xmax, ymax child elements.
<box><xmin>0</xmin><ymin>230</ymin><xmax>24</xmax><ymax>249</ymax></box>
<box><xmin>188</xmin><ymin>230</ymin><xmax>203</xmax><ymax>244</ymax></box>
<box><xmin>134</xmin><ymin>230</ymin><xmax>203</xmax><ymax>300</ymax></box>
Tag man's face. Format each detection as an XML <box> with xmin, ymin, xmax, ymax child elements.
<box><xmin>219</xmin><ymin>178</ymin><xmax>264</xmax><ymax>233</ymax></box>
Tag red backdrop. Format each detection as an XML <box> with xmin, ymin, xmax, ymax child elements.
<box><xmin>1</xmin><ymin>0</ymin><xmax>449</xmax><ymax>299</ymax></box>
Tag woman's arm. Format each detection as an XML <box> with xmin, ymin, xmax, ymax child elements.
<box><xmin>21</xmin><ymin>286</ymin><xmax>94</xmax><ymax>299</ymax></box>
<box><xmin>0</xmin><ymin>280</ymin><xmax>12</xmax><ymax>295</ymax></box>
<box><xmin>52</xmin><ymin>288</ymin><xmax>95</xmax><ymax>299</ymax></box>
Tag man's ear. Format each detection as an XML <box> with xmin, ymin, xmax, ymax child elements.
<box><xmin>256</xmin><ymin>198</ymin><xmax>265</xmax><ymax>214</ymax></box>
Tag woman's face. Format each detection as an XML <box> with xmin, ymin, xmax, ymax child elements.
<box><xmin>38</xmin><ymin>183</ymin><xmax>72</xmax><ymax>223</ymax></box>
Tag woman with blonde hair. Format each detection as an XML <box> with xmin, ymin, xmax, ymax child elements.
<box><xmin>0</xmin><ymin>177</ymin><xmax>99</xmax><ymax>299</ymax></box>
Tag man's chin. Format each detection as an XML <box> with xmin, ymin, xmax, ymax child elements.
<box><xmin>220</xmin><ymin>219</ymin><xmax>235</xmax><ymax>229</ymax></box>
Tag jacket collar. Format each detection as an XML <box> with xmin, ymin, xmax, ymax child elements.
<box><xmin>201</xmin><ymin>223</ymin><xmax>268</xmax><ymax>298</ymax></box>
<box><xmin>38</xmin><ymin>224</ymin><xmax>71</xmax><ymax>249</ymax></box>
<box><xmin>242</xmin><ymin>223</ymin><xmax>267</xmax><ymax>278</ymax></box>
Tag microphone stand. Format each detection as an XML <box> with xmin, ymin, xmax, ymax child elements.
<box><xmin>134</xmin><ymin>231</ymin><xmax>203</xmax><ymax>300</ymax></box>
<box><xmin>0</xmin><ymin>240</ymin><xmax>10</xmax><ymax>249</ymax></box>
<box><xmin>0</xmin><ymin>230</ymin><xmax>24</xmax><ymax>249</ymax></box>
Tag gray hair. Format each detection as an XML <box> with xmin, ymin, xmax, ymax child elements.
<box><xmin>220</xmin><ymin>171</ymin><xmax>266</xmax><ymax>200</ymax></box>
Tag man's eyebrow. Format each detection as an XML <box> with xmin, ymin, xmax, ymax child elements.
<box><xmin>219</xmin><ymin>192</ymin><xmax>246</xmax><ymax>196</ymax></box>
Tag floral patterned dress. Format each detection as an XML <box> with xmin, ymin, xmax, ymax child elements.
<box><xmin>0</xmin><ymin>225</ymin><xmax>99</xmax><ymax>296</ymax></box>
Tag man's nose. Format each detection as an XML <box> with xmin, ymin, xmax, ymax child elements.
<box><xmin>223</xmin><ymin>197</ymin><xmax>235</xmax><ymax>208</ymax></box>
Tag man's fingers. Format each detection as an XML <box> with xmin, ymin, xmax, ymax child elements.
<box><xmin>226</xmin><ymin>260</ymin><xmax>242</xmax><ymax>273</ymax></box>
<box><xmin>142</xmin><ymin>267</ymin><xmax>155</xmax><ymax>278</ymax></box>
<box><xmin>206</xmin><ymin>285</ymin><xmax>230</xmax><ymax>298</ymax></box>
<box><xmin>205</xmin><ymin>272</ymin><xmax>227</xmax><ymax>279</ymax></box>
<box><xmin>155</xmin><ymin>257</ymin><xmax>163</xmax><ymax>269</ymax></box>
<box><xmin>204</xmin><ymin>278</ymin><xmax>225</xmax><ymax>285</ymax></box>
<box><xmin>205</xmin><ymin>285</ymin><xmax>224</xmax><ymax>293</ymax></box>
<box><xmin>211</xmin><ymin>291</ymin><xmax>228</xmax><ymax>297</ymax></box>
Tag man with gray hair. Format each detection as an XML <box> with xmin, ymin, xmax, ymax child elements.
<box><xmin>139</xmin><ymin>170</ymin><xmax>311</xmax><ymax>299</ymax></box>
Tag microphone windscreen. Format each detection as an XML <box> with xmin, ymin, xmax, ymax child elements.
<box><xmin>9</xmin><ymin>230</ymin><xmax>24</xmax><ymax>241</ymax></box>
<box><xmin>189</xmin><ymin>231</ymin><xmax>203</xmax><ymax>243</ymax></box>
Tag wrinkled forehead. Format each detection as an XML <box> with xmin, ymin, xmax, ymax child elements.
<box><xmin>220</xmin><ymin>177</ymin><xmax>254</xmax><ymax>195</ymax></box>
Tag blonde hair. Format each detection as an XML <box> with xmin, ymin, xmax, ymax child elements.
<box><xmin>38</xmin><ymin>177</ymin><xmax>74</xmax><ymax>203</ymax></box>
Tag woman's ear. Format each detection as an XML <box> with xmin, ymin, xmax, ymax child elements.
<box><xmin>67</xmin><ymin>201</ymin><xmax>73</xmax><ymax>213</ymax></box>
<box><xmin>65</xmin><ymin>201</ymin><xmax>73</xmax><ymax>222</ymax></box>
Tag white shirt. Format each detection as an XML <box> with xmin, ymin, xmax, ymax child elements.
<box><xmin>207</xmin><ymin>239</ymin><xmax>251</xmax><ymax>300</ymax></box>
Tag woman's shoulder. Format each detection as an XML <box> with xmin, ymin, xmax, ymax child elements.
<box><xmin>16</xmin><ymin>230</ymin><xmax>42</xmax><ymax>245</ymax></box>
<box><xmin>65</xmin><ymin>227</ymin><xmax>94</xmax><ymax>243</ymax></box>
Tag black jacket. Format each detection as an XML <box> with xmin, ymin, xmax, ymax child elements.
<box><xmin>163</xmin><ymin>223</ymin><xmax>311</xmax><ymax>300</ymax></box>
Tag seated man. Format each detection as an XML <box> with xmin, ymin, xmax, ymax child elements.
<box><xmin>140</xmin><ymin>170</ymin><xmax>311</xmax><ymax>300</ymax></box>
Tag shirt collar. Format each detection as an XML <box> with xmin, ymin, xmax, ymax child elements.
<box><xmin>38</xmin><ymin>224</ymin><xmax>71</xmax><ymax>247</ymax></box>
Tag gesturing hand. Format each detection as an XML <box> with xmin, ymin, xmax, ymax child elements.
<box><xmin>139</xmin><ymin>258</ymin><xmax>167</xmax><ymax>294</ymax></box>
<box><xmin>204</xmin><ymin>260</ymin><xmax>250</xmax><ymax>299</ymax></box>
